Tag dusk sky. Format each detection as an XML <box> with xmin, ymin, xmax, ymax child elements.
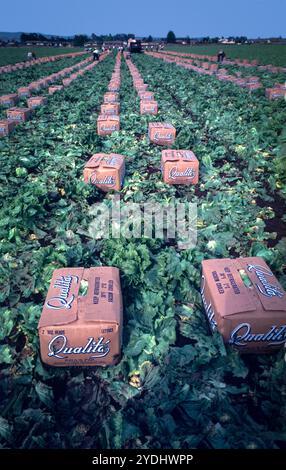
<box><xmin>0</xmin><ymin>0</ymin><xmax>285</xmax><ymax>38</ymax></box>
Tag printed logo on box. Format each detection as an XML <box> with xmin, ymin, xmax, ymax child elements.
<box><xmin>247</xmin><ymin>264</ymin><xmax>284</xmax><ymax>298</ymax></box>
<box><xmin>46</xmin><ymin>275</ymin><xmax>79</xmax><ymax>310</ymax></box>
<box><xmin>47</xmin><ymin>335</ymin><xmax>111</xmax><ymax>359</ymax></box>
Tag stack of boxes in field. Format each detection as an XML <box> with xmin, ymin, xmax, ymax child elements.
<box><xmin>0</xmin><ymin>51</ymin><xmax>87</xmax><ymax>76</ymax></box>
<box><xmin>97</xmin><ymin>53</ymin><xmax>121</xmax><ymax>136</ymax></box>
<box><xmin>125</xmin><ymin>55</ymin><xmax>158</xmax><ymax>115</ymax></box>
<box><xmin>0</xmin><ymin>53</ymin><xmax>111</xmax><ymax>137</ymax></box>
<box><xmin>147</xmin><ymin>52</ymin><xmax>264</xmax><ymax>92</ymax></box>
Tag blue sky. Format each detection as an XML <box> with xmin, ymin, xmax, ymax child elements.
<box><xmin>0</xmin><ymin>0</ymin><xmax>285</xmax><ymax>37</ymax></box>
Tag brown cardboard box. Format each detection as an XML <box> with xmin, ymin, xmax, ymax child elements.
<box><xmin>265</xmin><ymin>88</ymin><xmax>286</xmax><ymax>100</ymax></box>
<box><xmin>7</xmin><ymin>107</ymin><xmax>32</xmax><ymax>123</ymax></box>
<box><xmin>108</xmin><ymin>81</ymin><xmax>120</xmax><ymax>92</ymax></box>
<box><xmin>139</xmin><ymin>91</ymin><xmax>154</xmax><ymax>101</ymax></box>
<box><xmin>62</xmin><ymin>78</ymin><xmax>73</xmax><ymax>86</ymax></box>
<box><xmin>83</xmin><ymin>153</ymin><xmax>125</xmax><ymax>192</ymax></box>
<box><xmin>245</xmin><ymin>82</ymin><xmax>262</xmax><ymax>91</ymax></box>
<box><xmin>140</xmin><ymin>100</ymin><xmax>158</xmax><ymax>115</ymax></box>
<box><xmin>38</xmin><ymin>267</ymin><xmax>123</xmax><ymax>366</ymax></box>
<box><xmin>48</xmin><ymin>85</ymin><xmax>64</xmax><ymax>94</ymax></box>
<box><xmin>100</xmin><ymin>103</ymin><xmax>120</xmax><ymax>115</ymax></box>
<box><xmin>0</xmin><ymin>119</ymin><xmax>15</xmax><ymax>137</ymax></box>
<box><xmin>28</xmin><ymin>82</ymin><xmax>42</xmax><ymax>92</ymax></box>
<box><xmin>247</xmin><ymin>76</ymin><xmax>260</xmax><ymax>83</ymax></box>
<box><xmin>149</xmin><ymin>122</ymin><xmax>176</xmax><ymax>146</ymax></box>
<box><xmin>18</xmin><ymin>87</ymin><xmax>31</xmax><ymax>98</ymax></box>
<box><xmin>27</xmin><ymin>96</ymin><xmax>48</xmax><ymax>108</ymax></box>
<box><xmin>201</xmin><ymin>257</ymin><xmax>286</xmax><ymax>353</ymax></box>
<box><xmin>97</xmin><ymin>115</ymin><xmax>120</xmax><ymax>136</ymax></box>
<box><xmin>0</xmin><ymin>94</ymin><xmax>18</xmax><ymax>107</ymax></box>
<box><xmin>103</xmin><ymin>92</ymin><xmax>119</xmax><ymax>104</ymax></box>
<box><xmin>135</xmin><ymin>84</ymin><xmax>148</xmax><ymax>93</ymax></box>
<box><xmin>161</xmin><ymin>150</ymin><xmax>199</xmax><ymax>184</ymax></box>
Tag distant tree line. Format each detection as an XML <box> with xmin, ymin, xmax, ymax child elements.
<box><xmin>20</xmin><ymin>33</ymin><xmax>72</xmax><ymax>43</ymax></box>
<box><xmin>166</xmin><ymin>31</ymin><xmax>249</xmax><ymax>44</ymax></box>
<box><xmin>1</xmin><ymin>31</ymin><xmax>281</xmax><ymax>48</ymax></box>
<box><xmin>18</xmin><ymin>32</ymin><xmax>136</xmax><ymax>46</ymax></box>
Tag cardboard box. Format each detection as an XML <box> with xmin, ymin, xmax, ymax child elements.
<box><xmin>83</xmin><ymin>153</ymin><xmax>125</xmax><ymax>192</ymax></box>
<box><xmin>135</xmin><ymin>84</ymin><xmax>149</xmax><ymax>93</ymax></box>
<box><xmin>97</xmin><ymin>115</ymin><xmax>120</xmax><ymax>136</ymax></box>
<box><xmin>103</xmin><ymin>92</ymin><xmax>119</xmax><ymax>104</ymax></box>
<box><xmin>245</xmin><ymin>82</ymin><xmax>262</xmax><ymax>91</ymax></box>
<box><xmin>7</xmin><ymin>107</ymin><xmax>32</xmax><ymax>123</ymax></box>
<box><xmin>139</xmin><ymin>91</ymin><xmax>154</xmax><ymax>101</ymax></box>
<box><xmin>38</xmin><ymin>267</ymin><xmax>123</xmax><ymax>366</ymax></box>
<box><xmin>0</xmin><ymin>119</ymin><xmax>15</xmax><ymax>137</ymax></box>
<box><xmin>18</xmin><ymin>87</ymin><xmax>31</xmax><ymax>98</ymax></box>
<box><xmin>140</xmin><ymin>100</ymin><xmax>158</xmax><ymax>115</ymax></box>
<box><xmin>161</xmin><ymin>150</ymin><xmax>199</xmax><ymax>184</ymax></box>
<box><xmin>266</xmin><ymin>88</ymin><xmax>286</xmax><ymax>100</ymax></box>
<box><xmin>0</xmin><ymin>94</ymin><xmax>18</xmax><ymax>107</ymax></box>
<box><xmin>274</xmin><ymin>83</ymin><xmax>286</xmax><ymax>90</ymax></box>
<box><xmin>62</xmin><ymin>78</ymin><xmax>73</xmax><ymax>86</ymax></box>
<box><xmin>201</xmin><ymin>257</ymin><xmax>286</xmax><ymax>353</ymax></box>
<box><xmin>247</xmin><ymin>76</ymin><xmax>260</xmax><ymax>84</ymax></box>
<box><xmin>29</xmin><ymin>82</ymin><xmax>42</xmax><ymax>92</ymax></box>
<box><xmin>48</xmin><ymin>85</ymin><xmax>64</xmax><ymax>94</ymax></box>
<box><xmin>149</xmin><ymin>122</ymin><xmax>176</xmax><ymax>146</ymax></box>
<box><xmin>37</xmin><ymin>78</ymin><xmax>49</xmax><ymax>88</ymax></box>
<box><xmin>100</xmin><ymin>103</ymin><xmax>120</xmax><ymax>115</ymax></box>
<box><xmin>27</xmin><ymin>96</ymin><xmax>48</xmax><ymax>108</ymax></box>
<box><xmin>108</xmin><ymin>81</ymin><xmax>120</xmax><ymax>92</ymax></box>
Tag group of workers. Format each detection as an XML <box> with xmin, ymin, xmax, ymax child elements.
<box><xmin>25</xmin><ymin>47</ymin><xmax>227</xmax><ymax>64</ymax></box>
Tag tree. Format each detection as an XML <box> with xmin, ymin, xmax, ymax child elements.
<box><xmin>73</xmin><ymin>34</ymin><xmax>89</xmax><ymax>47</ymax></box>
<box><xmin>147</xmin><ymin>35</ymin><xmax>153</xmax><ymax>42</ymax></box>
<box><xmin>186</xmin><ymin>36</ymin><xmax>191</xmax><ymax>45</ymax></box>
<box><xmin>20</xmin><ymin>32</ymin><xmax>48</xmax><ymax>43</ymax></box>
<box><xmin>166</xmin><ymin>31</ymin><xmax>176</xmax><ymax>43</ymax></box>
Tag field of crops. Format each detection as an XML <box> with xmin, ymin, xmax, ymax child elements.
<box><xmin>0</xmin><ymin>47</ymin><xmax>84</xmax><ymax>66</ymax></box>
<box><xmin>166</xmin><ymin>44</ymin><xmax>286</xmax><ymax>67</ymax></box>
<box><xmin>0</xmin><ymin>49</ymin><xmax>286</xmax><ymax>449</ymax></box>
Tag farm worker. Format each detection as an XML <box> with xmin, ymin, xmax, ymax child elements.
<box><xmin>93</xmin><ymin>48</ymin><xmax>100</xmax><ymax>61</ymax></box>
<box><xmin>27</xmin><ymin>51</ymin><xmax>33</xmax><ymax>61</ymax></box>
<box><xmin>217</xmin><ymin>50</ymin><xmax>225</xmax><ymax>62</ymax></box>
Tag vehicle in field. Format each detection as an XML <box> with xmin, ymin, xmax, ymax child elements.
<box><xmin>128</xmin><ymin>38</ymin><xmax>142</xmax><ymax>53</ymax></box>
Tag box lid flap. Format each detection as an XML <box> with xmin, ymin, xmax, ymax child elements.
<box><xmin>241</xmin><ymin>257</ymin><xmax>286</xmax><ymax>312</ymax></box>
<box><xmin>162</xmin><ymin>150</ymin><xmax>198</xmax><ymax>162</ymax></box>
<box><xmin>38</xmin><ymin>268</ymin><xmax>83</xmax><ymax>327</ymax></box>
<box><xmin>78</xmin><ymin>267</ymin><xmax>122</xmax><ymax>324</ymax></box>
<box><xmin>202</xmin><ymin>258</ymin><xmax>258</xmax><ymax>317</ymax></box>
<box><xmin>202</xmin><ymin>257</ymin><xmax>286</xmax><ymax>317</ymax></box>
<box><xmin>85</xmin><ymin>153</ymin><xmax>124</xmax><ymax>169</ymax></box>
<box><xmin>149</xmin><ymin>122</ymin><xmax>175</xmax><ymax>130</ymax></box>
<box><xmin>98</xmin><ymin>114</ymin><xmax>119</xmax><ymax>122</ymax></box>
